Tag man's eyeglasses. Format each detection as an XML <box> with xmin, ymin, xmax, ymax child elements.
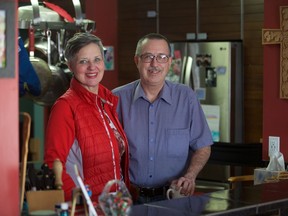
<box><xmin>139</xmin><ymin>54</ymin><xmax>170</xmax><ymax>63</ymax></box>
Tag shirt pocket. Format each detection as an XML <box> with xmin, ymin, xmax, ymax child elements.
<box><xmin>166</xmin><ymin>128</ymin><xmax>189</xmax><ymax>157</ymax></box>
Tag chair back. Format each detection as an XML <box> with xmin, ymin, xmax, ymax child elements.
<box><xmin>19</xmin><ymin>112</ymin><xmax>31</xmax><ymax>211</ymax></box>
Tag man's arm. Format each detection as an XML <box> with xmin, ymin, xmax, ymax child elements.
<box><xmin>171</xmin><ymin>146</ymin><xmax>211</xmax><ymax>196</ymax></box>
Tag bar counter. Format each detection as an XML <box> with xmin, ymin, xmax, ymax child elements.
<box><xmin>129</xmin><ymin>179</ymin><xmax>288</xmax><ymax>216</ymax></box>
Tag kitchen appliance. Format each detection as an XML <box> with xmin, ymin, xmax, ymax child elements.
<box><xmin>168</xmin><ymin>41</ymin><xmax>243</xmax><ymax>189</ymax></box>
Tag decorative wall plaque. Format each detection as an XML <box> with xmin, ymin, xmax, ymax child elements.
<box><xmin>262</xmin><ymin>6</ymin><xmax>288</xmax><ymax>99</ymax></box>
<box><xmin>0</xmin><ymin>2</ymin><xmax>16</xmax><ymax>78</ymax></box>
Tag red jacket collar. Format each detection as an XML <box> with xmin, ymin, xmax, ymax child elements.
<box><xmin>70</xmin><ymin>77</ymin><xmax>118</xmax><ymax>108</ymax></box>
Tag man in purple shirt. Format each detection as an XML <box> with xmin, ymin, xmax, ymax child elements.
<box><xmin>113</xmin><ymin>33</ymin><xmax>213</xmax><ymax>204</ymax></box>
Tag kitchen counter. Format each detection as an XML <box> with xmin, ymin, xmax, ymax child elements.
<box><xmin>208</xmin><ymin>142</ymin><xmax>264</xmax><ymax>167</ymax></box>
<box><xmin>129</xmin><ymin>179</ymin><xmax>288</xmax><ymax>216</ymax></box>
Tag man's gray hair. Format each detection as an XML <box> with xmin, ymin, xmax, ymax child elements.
<box><xmin>135</xmin><ymin>33</ymin><xmax>171</xmax><ymax>56</ymax></box>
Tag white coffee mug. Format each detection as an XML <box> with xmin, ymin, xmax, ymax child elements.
<box><xmin>166</xmin><ymin>187</ymin><xmax>186</xmax><ymax>200</ymax></box>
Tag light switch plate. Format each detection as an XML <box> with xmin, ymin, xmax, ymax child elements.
<box><xmin>269</xmin><ymin>136</ymin><xmax>280</xmax><ymax>157</ymax></box>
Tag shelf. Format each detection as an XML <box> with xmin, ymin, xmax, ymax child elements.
<box><xmin>18</xmin><ymin>19</ymin><xmax>96</xmax><ymax>31</ymax></box>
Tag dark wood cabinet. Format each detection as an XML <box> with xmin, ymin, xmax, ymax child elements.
<box><xmin>159</xmin><ymin>0</ymin><xmax>197</xmax><ymax>40</ymax></box>
<box><xmin>199</xmin><ymin>0</ymin><xmax>242</xmax><ymax>40</ymax></box>
<box><xmin>159</xmin><ymin>0</ymin><xmax>242</xmax><ymax>41</ymax></box>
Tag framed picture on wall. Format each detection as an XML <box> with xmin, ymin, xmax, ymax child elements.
<box><xmin>0</xmin><ymin>10</ymin><xmax>5</xmax><ymax>68</ymax></box>
<box><xmin>104</xmin><ymin>46</ymin><xmax>114</xmax><ymax>71</ymax></box>
<box><xmin>0</xmin><ymin>2</ymin><xmax>16</xmax><ymax>78</ymax></box>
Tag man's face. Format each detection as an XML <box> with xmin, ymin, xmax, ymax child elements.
<box><xmin>134</xmin><ymin>39</ymin><xmax>172</xmax><ymax>87</ymax></box>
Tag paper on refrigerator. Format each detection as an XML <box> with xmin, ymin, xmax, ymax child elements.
<box><xmin>201</xmin><ymin>104</ymin><xmax>220</xmax><ymax>142</ymax></box>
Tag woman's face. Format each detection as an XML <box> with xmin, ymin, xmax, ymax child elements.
<box><xmin>68</xmin><ymin>43</ymin><xmax>105</xmax><ymax>93</ymax></box>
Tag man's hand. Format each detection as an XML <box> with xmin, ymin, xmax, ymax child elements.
<box><xmin>170</xmin><ymin>175</ymin><xmax>196</xmax><ymax>196</ymax></box>
<box><xmin>169</xmin><ymin>146</ymin><xmax>211</xmax><ymax>196</ymax></box>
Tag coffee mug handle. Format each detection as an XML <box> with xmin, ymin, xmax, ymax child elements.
<box><xmin>166</xmin><ymin>188</ymin><xmax>173</xmax><ymax>200</ymax></box>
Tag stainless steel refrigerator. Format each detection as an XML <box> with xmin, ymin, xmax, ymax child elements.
<box><xmin>167</xmin><ymin>41</ymin><xmax>243</xmax><ymax>188</ymax></box>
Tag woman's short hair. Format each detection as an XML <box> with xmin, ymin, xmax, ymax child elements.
<box><xmin>64</xmin><ymin>32</ymin><xmax>104</xmax><ymax>62</ymax></box>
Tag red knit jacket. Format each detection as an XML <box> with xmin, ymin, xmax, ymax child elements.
<box><xmin>44</xmin><ymin>78</ymin><xmax>130</xmax><ymax>202</ymax></box>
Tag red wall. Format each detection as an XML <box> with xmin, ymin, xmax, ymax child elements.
<box><xmin>0</xmin><ymin>80</ymin><xmax>19</xmax><ymax>216</ymax></box>
<box><xmin>85</xmin><ymin>0</ymin><xmax>119</xmax><ymax>90</ymax></box>
<box><xmin>263</xmin><ymin>0</ymin><xmax>288</xmax><ymax>161</ymax></box>
<box><xmin>0</xmin><ymin>1</ymin><xmax>19</xmax><ymax>215</ymax></box>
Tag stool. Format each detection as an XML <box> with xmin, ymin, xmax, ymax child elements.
<box><xmin>70</xmin><ymin>188</ymin><xmax>89</xmax><ymax>216</ymax></box>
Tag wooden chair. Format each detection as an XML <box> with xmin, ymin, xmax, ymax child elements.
<box><xmin>228</xmin><ymin>175</ymin><xmax>254</xmax><ymax>190</ymax></box>
<box><xmin>19</xmin><ymin>112</ymin><xmax>31</xmax><ymax>211</ymax></box>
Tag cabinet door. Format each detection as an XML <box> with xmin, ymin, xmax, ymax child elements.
<box><xmin>159</xmin><ymin>0</ymin><xmax>197</xmax><ymax>41</ymax></box>
<box><xmin>199</xmin><ymin>0</ymin><xmax>241</xmax><ymax>40</ymax></box>
<box><xmin>118</xmin><ymin>0</ymin><xmax>158</xmax><ymax>83</ymax></box>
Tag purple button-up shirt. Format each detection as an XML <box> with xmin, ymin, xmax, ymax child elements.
<box><xmin>113</xmin><ymin>80</ymin><xmax>213</xmax><ymax>188</ymax></box>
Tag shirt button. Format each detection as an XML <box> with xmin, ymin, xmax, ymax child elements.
<box><xmin>149</xmin><ymin>175</ymin><xmax>152</xmax><ymax>178</ymax></box>
<box><xmin>149</xmin><ymin>157</ymin><xmax>153</xmax><ymax>161</ymax></box>
<box><xmin>151</xmin><ymin>121</ymin><xmax>154</xmax><ymax>125</ymax></box>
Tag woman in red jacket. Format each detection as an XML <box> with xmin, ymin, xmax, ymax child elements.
<box><xmin>44</xmin><ymin>32</ymin><xmax>130</xmax><ymax>202</ymax></box>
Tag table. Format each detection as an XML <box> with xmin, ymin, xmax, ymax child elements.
<box><xmin>129</xmin><ymin>180</ymin><xmax>288</xmax><ymax>216</ymax></box>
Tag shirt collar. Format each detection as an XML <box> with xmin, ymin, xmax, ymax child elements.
<box><xmin>133</xmin><ymin>80</ymin><xmax>172</xmax><ymax>105</ymax></box>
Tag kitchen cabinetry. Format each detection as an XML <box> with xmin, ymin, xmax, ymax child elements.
<box><xmin>159</xmin><ymin>0</ymin><xmax>242</xmax><ymax>41</ymax></box>
<box><xmin>197</xmin><ymin>0</ymin><xmax>242</xmax><ymax>40</ymax></box>
<box><xmin>159</xmin><ymin>0</ymin><xmax>197</xmax><ymax>41</ymax></box>
<box><xmin>118</xmin><ymin>0</ymin><xmax>243</xmax><ymax>82</ymax></box>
